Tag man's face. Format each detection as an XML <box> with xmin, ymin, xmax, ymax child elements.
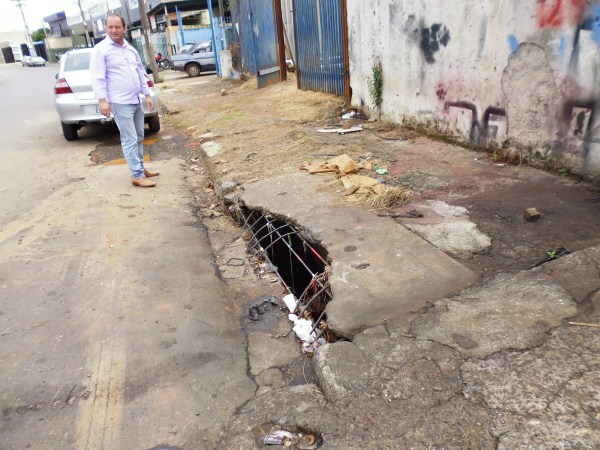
<box><xmin>106</xmin><ymin>16</ymin><xmax>125</xmax><ymax>44</ymax></box>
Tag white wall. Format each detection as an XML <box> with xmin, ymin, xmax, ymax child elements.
<box><xmin>348</xmin><ymin>0</ymin><xmax>600</xmax><ymax>176</ymax></box>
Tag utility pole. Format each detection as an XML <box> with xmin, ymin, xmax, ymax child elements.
<box><xmin>11</xmin><ymin>0</ymin><xmax>33</xmax><ymax>48</ymax></box>
<box><xmin>76</xmin><ymin>0</ymin><xmax>91</xmax><ymax>47</ymax></box>
<box><xmin>138</xmin><ymin>0</ymin><xmax>160</xmax><ymax>83</ymax></box>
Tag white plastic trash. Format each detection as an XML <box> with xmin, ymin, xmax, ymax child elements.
<box><xmin>293</xmin><ymin>318</ymin><xmax>316</xmax><ymax>343</ymax></box>
<box><xmin>282</xmin><ymin>293</ymin><xmax>297</xmax><ymax>312</ymax></box>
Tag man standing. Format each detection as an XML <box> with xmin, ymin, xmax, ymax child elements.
<box><xmin>91</xmin><ymin>13</ymin><xmax>159</xmax><ymax>188</ymax></box>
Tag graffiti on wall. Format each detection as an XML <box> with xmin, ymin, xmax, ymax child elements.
<box><xmin>537</xmin><ymin>0</ymin><xmax>588</xmax><ymax>28</ymax></box>
<box><xmin>421</xmin><ymin>24</ymin><xmax>450</xmax><ymax>63</ymax></box>
<box><xmin>442</xmin><ymin>101</ymin><xmax>507</xmax><ymax>146</ymax></box>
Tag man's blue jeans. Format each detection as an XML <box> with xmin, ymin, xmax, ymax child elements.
<box><xmin>111</xmin><ymin>103</ymin><xmax>145</xmax><ymax>179</ymax></box>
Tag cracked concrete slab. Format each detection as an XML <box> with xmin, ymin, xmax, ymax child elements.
<box><xmin>541</xmin><ymin>245</ymin><xmax>600</xmax><ymax>303</ymax></box>
<box><xmin>218</xmin><ymin>276</ymin><xmax>600</xmax><ymax>448</ymax></box>
<box><xmin>240</xmin><ymin>172</ymin><xmax>477</xmax><ymax>338</ymax></box>
<box><xmin>401</xmin><ymin>200</ymin><xmax>492</xmax><ymax>258</ymax></box>
<box><xmin>247</xmin><ymin>332</ymin><xmax>301</xmax><ymax>376</ymax></box>
<box><xmin>219</xmin><ymin>331</ymin><xmax>495</xmax><ymax>449</ymax></box>
<box><xmin>215</xmin><ymin>237</ymin><xmax>250</xmax><ymax>280</ymax></box>
<box><xmin>411</xmin><ymin>270</ymin><xmax>578</xmax><ymax>358</ymax></box>
<box><xmin>462</xmin><ymin>294</ymin><xmax>600</xmax><ymax>448</ymax></box>
<box><xmin>314</xmin><ymin>341</ymin><xmax>366</xmax><ymax>404</ymax></box>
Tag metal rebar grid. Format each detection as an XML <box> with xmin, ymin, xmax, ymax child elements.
<box><xmin>234</xmin><ymin>206</ymin><xmax>333</xmax><ymax>336</ymax></box>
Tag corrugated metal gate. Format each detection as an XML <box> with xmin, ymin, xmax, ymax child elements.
<box><xmin>237</xmin><ymin>0</ymin><xmax>284</xmax><ymax>88</ymax></box>
<box><xmin>293</xmin><ymin>0</ymin><xmax>349</xmax><ymax>100</ymax></box>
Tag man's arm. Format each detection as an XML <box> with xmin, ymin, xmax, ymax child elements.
<box><xmin>90</xmin><ymin>46</ymin><xmax>111</xmax><ymax>117</ymax></box>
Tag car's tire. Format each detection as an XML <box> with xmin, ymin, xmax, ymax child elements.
<box><xmin>147</xmin><ymin>116</ymin><xmax>160</xmax><ymax>133</ymax></box>
<box><xmin>186</xmin><ymin>63</ymin><xmax>201</xmax><ymax>77</ymax></box>
<box><xmin>61</xmin><ymin>122</ymin><xmax>78</xmax><ymax>141</ymax></box>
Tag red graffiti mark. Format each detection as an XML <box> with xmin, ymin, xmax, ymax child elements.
<box><xmin>538</xmin><ymin>0</ymin><xmax>588</xmax><ymax>28</ymax></box>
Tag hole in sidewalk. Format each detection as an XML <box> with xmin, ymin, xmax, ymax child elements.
<box><xmin>233</xmin><ymin>205</ymin><xmax>341</xmax><ymax>344</ymax></box>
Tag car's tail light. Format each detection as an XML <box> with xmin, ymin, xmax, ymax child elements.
<box><xmin>55</xmin><ymin>78</ymin><xmax>73</xmax><ymax>94</ymax></box>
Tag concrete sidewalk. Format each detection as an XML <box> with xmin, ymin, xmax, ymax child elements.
<box><xmin>241</xmin><ymin>172</ymin><xmax>477</xmax><ymax>338</ymax></box>
<box><xmin>156</xmin><ymin>72</ymin><xmax>600</xmax><ymax>448</ymax></box>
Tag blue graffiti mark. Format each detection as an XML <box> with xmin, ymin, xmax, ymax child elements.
<box><xmin>593</xmin><ymin>6</ymin><xmax>600</xmax><ymax>43</ymax></box>
<box><xmin>559</xmin><ymin>35</ymin><xmax>567</xmax><ymax>58</ymax></box>
<box><xmin>508</xmin><ymin>35</ymin><xmax>519</xmax><ymax>53</ymax></box>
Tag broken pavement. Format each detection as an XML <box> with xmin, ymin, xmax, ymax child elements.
<box><xmin>159</xmin><ymin>71</ymin><xmax>600</xmax><ymax>448</ymax></box>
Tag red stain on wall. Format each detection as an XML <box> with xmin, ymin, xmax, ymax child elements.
<box><xmin>537</xmin><ymin>0</ymin><xmax>588</xmax><ymax>28</ymax></box>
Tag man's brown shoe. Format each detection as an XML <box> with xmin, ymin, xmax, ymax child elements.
<box><xmin>144</xmin><ymin>168</ymin><xmax>160</xmax><ymax>177</ymax></box>
<box><xmin>132</xmin><ymin>177</ymin><xmax>156</xmax><ymax>188</ymax></box>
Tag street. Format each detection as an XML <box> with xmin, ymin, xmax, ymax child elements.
<box><xmin>0</xmin><ymin>64</ymin><xmax>255</xmax><ymax>449</ymax></box>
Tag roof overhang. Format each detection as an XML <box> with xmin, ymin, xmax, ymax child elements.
<box><xmin>147</xmin><ymin>0</ymin><xmax>215</xmax><ymax>16</ymax></box>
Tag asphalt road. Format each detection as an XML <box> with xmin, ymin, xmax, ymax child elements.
<box><xmin>0</xmin><ymin>63</ymin><xmax>70</xmax><ymax>230</ymax></box>
<box><xmin>0</xmin><ymin>63</ymin><xmax>255</xmax><ymax>449</ymax></box>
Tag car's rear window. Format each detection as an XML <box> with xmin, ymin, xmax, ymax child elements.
<box><xmin>64</xmin><ymin>52</ymin><xmax>91</xmax><ymax>71</ymax></box>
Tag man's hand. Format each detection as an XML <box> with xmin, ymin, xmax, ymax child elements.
<box><xmin>98</xmin><ymin>99</ymin><xmax>111</xmax><ymax>117</ymax></box>
<box><xmin>146</xmin><ymin>95</ymin><xmax>154</xmax><ymax>112</ymax></box>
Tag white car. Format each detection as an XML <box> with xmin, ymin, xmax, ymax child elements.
<box><xmin>54</xmin><ymin>48</ymin><xmax>160</xmax><ymax>141</ymax></box>
<box><xmin>28</xmin><ymin>56</ymin><xmax>46</xmax><ymax>67</ymax></box>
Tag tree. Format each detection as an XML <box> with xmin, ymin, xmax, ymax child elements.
<box><xmin>31</xmin><ymin>28</ymin><xmax>50</xmax><ymax>42</ymax></box>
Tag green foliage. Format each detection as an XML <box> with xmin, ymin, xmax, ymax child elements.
<box><xmin>366</xmin><ymin>60</ymin><xmax>383</xmax><ymax>117</ymax></box>
<box><xmin>31</xmin><ymin>28</ymin><xmax>50</xmax><ymax>42</ymax></box>
<box><xmin>542</xmin><ymin>155</ymin><xmax>554</xmax><ymax>169</ymax></box>
<box><xmin>558</xmin><ymin>167</ymin><xmax>570</xmax><ymax>177</ymax></box>
<box><xmin>547</xmin><ymin>250</ymin><xmax>557</xmax><ymax>260</ymax></box>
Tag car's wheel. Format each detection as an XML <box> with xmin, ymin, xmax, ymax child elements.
<box><xmin>147</xmin><ymin>116</ymin><xmax>160</xmax><ymax>133</ymax></box>
<box><xmin>61</xmin><ymin>122</ymin><xmax>78</xmax><ymax>141</ymax></box>
<box><xmin>186</xmin><ymin>63</ymin><xmax>201</xmax><ymax>77</ymax></box>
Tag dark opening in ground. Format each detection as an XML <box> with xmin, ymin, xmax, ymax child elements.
<box><xmin>234</xmin><ymin>206</ymin><xmax>337</xmax><ymax>341</ymax></box>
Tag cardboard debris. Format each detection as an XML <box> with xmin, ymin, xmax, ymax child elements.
<box><xmin>301</xmin><ymin>154</ymin><xmax>372</xmax><ymax>175</ymax></box>
<box><xmin>341</xmin><ymin>185</ymin><xmax>360</xmax><ymax>197</ymax></box>
<box><xmin>302</xmin><ymin>154</ymin><xmax>409</xmax><ymax>208</ymax></box>
<box><xmin>341</xmin><ymin>174</ymin><xmax>385</xmax><ymax>194</ymax></box>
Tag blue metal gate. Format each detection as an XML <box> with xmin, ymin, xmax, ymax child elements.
<box><xmin>237</xmin><ymin>0</ymin><xmax>282</xmax><ymax>88</ymax></box>
<box><xmin>293</xmin><ymin>0</ymin><xmax>349</xmax><ymax>99</ymax></box>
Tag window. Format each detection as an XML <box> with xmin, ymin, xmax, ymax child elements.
<box><xmin>64</xmin><ymin>52</ymin><xmax>91</xmax><ymax>71</ymax></box>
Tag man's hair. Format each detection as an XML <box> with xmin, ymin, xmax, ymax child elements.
<box><xmin>106</xmin><ymin>13</ymin><xmax>126</xmax><ymax>28</ymax></box>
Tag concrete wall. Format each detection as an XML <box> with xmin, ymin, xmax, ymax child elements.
<box><xmin>347</xmin><ymin>0</ymin><xmax>600</xmax><ymax>176</ymax></box>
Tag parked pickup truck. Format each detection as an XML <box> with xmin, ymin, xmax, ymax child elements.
<box><xmin>170</xmin><ymin>41</ymin><xmax>217</xmax><ymax>77</ymax></box>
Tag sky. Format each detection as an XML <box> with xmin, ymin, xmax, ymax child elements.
<box><xmin>0</xmin><ymin>0</ymin><xmax>79</xmax><ymax>34</ymax></box>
